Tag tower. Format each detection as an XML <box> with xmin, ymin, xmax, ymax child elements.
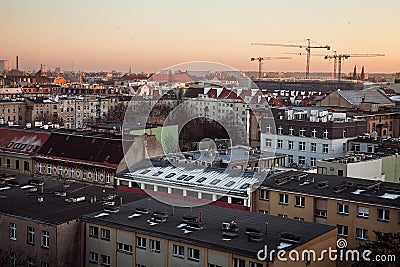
<box><xmin>353</xmin><ymin>65</ymin><xmax>357</xmax><ymax>80</ymax></box>
<box><xmin>360</xmin><ymin>66</ymin><xmax>365</xmax><ymax>80</ymax></box>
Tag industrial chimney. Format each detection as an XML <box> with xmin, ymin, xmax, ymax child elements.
<box><xmin>16</xmin><ymin>56</ymin><xmax>19</xmax><ymax>71</ymax></box>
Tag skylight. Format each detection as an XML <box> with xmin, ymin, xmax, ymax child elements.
<box><xmin>165</xmin><ymin>173</ymin><xmax>176</xmax><ymax>178</ymax></box>
<box><xmin>177</xmin><ymin>175</ymin><xmax>188</xmax><ymax>180</ymax></box>
<box><xmin>7</xmin><ymin>142</ymin><xmax>14</xmax><ymax>148</ymax></box>
<box><xmin>379</xmin><ymin>193</ymin><xmax>400</xmax><ymax>199</ymax></box>
<box><xmin>224</xmin><ymin>181</ymin><xmax>236</xmax><ymax>187</ymax></box>
<box><xmin>152</xmin><ymin>171</ymin><xmax>163</xmax><ymax>177</ymax></box>
<box><xmin>140</xmin><ymin>170</ymin><xmax>151</xmax><ymax>175</ymax></box>
<box><xmin>210</xmin><ymin>179</ymin><xmax>221</xmax><ymax>185</ymax></box>
<box><xmin>240</xmin><ymin>183</ymin><xmax>250</xmax><ymax>189</ymax></box>
<box><xmin>196</xmin><ymin>177</ymin><xmax>207</xmax><ymax>183</ymax></box>
<box><xmin>183</xmin><ymin>175</ymin><xmax>195</xmax><ymax>181</ymax></box>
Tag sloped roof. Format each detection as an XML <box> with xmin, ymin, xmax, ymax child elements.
<box><xmin>36</xmin><ymin>133</ymin><xmax>124</xmax><ymax>168</ymax></box>
<box><xmin>338</xmin><ymin>89</ymin><xmax>394</xmax><ymax>106</ymax></box>
<box><xmin>0</xmin><ymin>128</ymin><xmax>51</xmax><ymax>155</ymax></box>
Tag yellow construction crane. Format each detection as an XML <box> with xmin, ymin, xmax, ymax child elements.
<box><xmin>324</xmin><ymin>53</ymin><xmax>385</xmax><ymax>82</ymax></box>
<box><xmin>250</xmin><ymin>57</ymin><xmax>291</xmax><ymax>79</ymax></box>
<box><xmin>251</xmin><ymin>39</ymin><xmax>330</xmax><ymax>79</ymax></box>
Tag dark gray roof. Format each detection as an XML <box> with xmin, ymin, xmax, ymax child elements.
<box><xmin>262</xmin><ymin>171</ymin><xmax>400</xmax><ymax>209</ymax></box>
<box><xmin>0</xmin><ymin>175</ymin><xmax>145</xmax><ymax>224</ymax></box>
<box><xmin>83</xmin><ymin>197</ymin><xmax>335</xmax><ymax>260</ymax></box>
<box><xmin>338</xmin><ymin>89</ymin><xmax>394</xmax><ymax>106</ymax></box>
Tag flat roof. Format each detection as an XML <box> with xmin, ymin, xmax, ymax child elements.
<box><xmin>120</xmin><ymin>159</ymin><xmax>267</xmax><ymax>196</ymax></box>
<box><xmin>83</xmin><ymin>197</ymin><xmax>335</xmax><ymax>260</ymax></box>
<box><xmin>0</xmin><ymin>175</ymin><xmax>145</xmax><ymax>224</ymax></box>
<box><xmin>261</xmin><ymin>171</ymin><xmax>400</xmax><ymax>209</ymax></box>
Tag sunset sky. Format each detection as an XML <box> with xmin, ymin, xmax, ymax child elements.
<box><xmin>1</xmin><ymin>0</ymin><xmax>399</xmax><ymax>73</ymax></box>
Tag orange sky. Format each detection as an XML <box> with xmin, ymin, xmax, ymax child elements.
<box><xmin>1</xmin><ymin>0</ymin><xmax>399</xmax><ymax>73</ymax></box>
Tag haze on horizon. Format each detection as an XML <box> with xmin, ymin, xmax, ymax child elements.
<box><xmin>1</xmin><ymin>0</ymin><xmax>399</xmax><ymax>74</ymax></box>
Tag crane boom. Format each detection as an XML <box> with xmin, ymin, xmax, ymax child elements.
<box><xmin>251</xmin><ymin>39</ymin><xmax>330</xmax><ymax>78</ymax></box>
<box><xmin>250</xmin><ymin>57</ymin><xmax>291</xmax><ymax>79</ymax></box>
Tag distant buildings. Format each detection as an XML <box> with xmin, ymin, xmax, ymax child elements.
<box><xmin>0</xmin><ymin>59</ymin><xmax>10</xmax><ymax>72</ymax></box>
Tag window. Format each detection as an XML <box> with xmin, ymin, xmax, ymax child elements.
<box><xmin>289</xmin><ymin>127</ymin><xmax>294</xmax><ymax>135</ymax></box>
<box><xmin>249</xmin><ymin>262</ymin><xmax>263</xmax><ymax>267</ymax></box>
<box><xmin>343</xmin><ymin>143</ymin><xmax>347</xmax><ymax>153</ymax></box>
<box><xmin>294</xmin><ymin>217</ymin><xmax>304</xmax><ymax>221</ymax></box>
<box><xmin>24</xmin><ymin>161</ymin><xmax>30</xmax><ymax>172</ymax></box>
<box><xmin>172</xmin><ymin>244</ymin><xmax>185</xmax><ymax>258</ymax></box>
<box><xmin>47</xmin><ymin>164</ymin><xmax>51</xmax><ymax>174</ymax></box>
<box><xmin>27</xmin><ymin>226</ymin><xmax>35</xmax><ymax>245</ymax></box>
<box><xmin>310</xmin><ymin>157</ymin><xmax>316</xmax><ymax>167</ymax></box>
<box><xmin>277</xmin><ymin>139</ymin><xmax>283</xmax><ymax>149</ymax></box>
<box><xmin>94</xmin><ymin>172</ymin><xmax>99</xmax><ymax>182</ymax></box>
<box><xmin>356</xmin><ymin>228</ymin><xmax>368</xmax><ymax>240</ymax></box>
<box><xmin>58</xmin><ymin>166</ymin><xmax>62</xmax><ymax>176</ymax></box>
<box><xmin>315</xmin><ymin>210</ymin><xmax>327</xmax><ymax>218</ymax></box>
<box><xmin>299</xmin><ymin>128</ymin><xmax>306</xmax><ymax>136</ymax></box>
<box><xmin>100</xmin><ymin>228</ymin><xmax>110</xmax><ymax>241</ymax></box>
<box><xmin>265</xmin><ymin>138</ymin><xmax>272</xmax><ymax>148</ymax></box>
<box><xmin>278</xmin><ymin>214</ymin><xmax>288</xmax><ymax>218</ymax></box>
<box><xmin>117</xmin><ymin>242</ymin><xmax>132</xmax><ymax>254</ymax></box>
<box><xmin>323</xmin><ymin>144</ymin><xmax>329</xmax><ymax>154</ymax></box>
<box><xmin>89</xmin><ymin>251</ymin><xmax>99</xmax><ymax>264</ymax></box>
<box><xmin>41</xmin><ymin>230</ymin><xmax>49</xmax><ymax>248</ymax></box>
<box><xmin>266</xmin><ymin>124</ymin><xmax>272</xmax><ymax>133</ymax></box>
<box><xmin>259</xmin><ymin>210</ymin><xmax>268</xmax><ymax>214</ymax></box>
<box><xmin>27</xmin><ymin>257</ymin><xmax>35</xmax><ymax>267</ymax></box>
<box><xmin>89</xmin><ymin>226</ymin><xmax>99</xmax><ymax>238</ymax></box>
<box><xmin>311</xmin><ymin>143</ymin><xmax>316</xmax><ymax>152</ymax></box>
<box><xmin>82</xmin><ymin>170</ymin><xmax>87</xmax><ymax>180</ymax></box>
<box><xmin>323</xmin><ymin>130</ymin><xmax>329</xmax><ymax>139</ymax></box>
<box><xmin>10</xmin><ymin>223</ymin><xmax>16</xmax><ymax>240</ymax></box>
<box><xmin>357</xmin><ymin>207</ymin><xmax>369</xmax><ymax>218</ymax></box>
<box><xmin>15</xmin><ymin>160</ymin><xmax>19</xmax><ymax>170</ymax></box>
<box><xmin>136</xmin><ymin>265</ymin><xmax>146</xmax><ymax>267</ymax></box>
<box><xmin>38</xmin><ymin>163</ymin><xmax>42</xmax><ymax>173</ymax></box>
<box><xmin>337</xmin><ymin>203</ymin><xmax>349</xmax><ymax>215</ymax></box>
<box><xmin>150</xmin><ymin>239</ymin><xmax>160</xmax><ymax>253</ymax></box>
<box><xmin>188</xmin><ymin>247</ymin><xmax>200</xmax><ymax>261</ymax></box>
<box><xmin>279</xmin><ymin>194</ymin><xmax>288</xmax><ymax>205</ymax></box>
<box><xmin>338</xmin><ymin>170</ymin><xmax>344</xmax><ymax>176</ymax></box>
<box><xmin>106</xmin><ymin>173</ymin><xmax>111</xmax><ymax>184</ymax></box>
<box><xmin>70</xmin><ymin>168</ymin><xmax>74</xmax><ymax>178</ymax></box>
<box><xmin>295</xmin><ymin>196</ymin><xmax>305</xmax><ymax>208</ymax></box>
<box><xmin>259</xmin><ymin>189</ymin><xmax>269</xmax><ymax>200</ymax></box>
<box><xmin>278</xmin><ymin>126</ymin><xmax>283</xmax><ymax>135</ymax></box>
<box><xmin>298</xmin><ymin>156</ymin><xmax>306</xmax><ymax>165</ymax></box>
<box><xmin>233</xmin><ymin>258</ymin><xmax>246</xmax><ymax>267</ymax></box>
<box><xmin>337</xmin><ymin>225</ymin><xmax>348</xmax><ymax>237</ymax></box>
<box><xmin>287</xmin><ymin>155</ymin><xmax>293</xmax><ymax>164</ymax></box>
<box><xmin>377</xmin><ymin>209</ymin><xmax>389</xmax><ymax>222</ymax></box>
<box><xmin>136</xmin><ymin>236</ymin><xmax>146</xmax><ymax>249</ymax></box>
<box><xmin>9</xmin><ymin>254</ymin><xmax>16</xmax><ymax>267</ymax></box>
<box><xmin>101</xmin><ymin>254</ymin><xmax>110</xmax><ymax>266</ymax></box>
<box><xmin>311</xmin><ymin>129</ymin><xmax>317</xmax><ymax>138</ymax></box>
<box><xmin>351</xmin><ymin>143</ymin><xmax>360</xmax><ymax>152</ymax></box>
<box><xmin>367</xmin><ymin>145</ymin><xmax>374</xmax><ymax>153</ymax></box>
<box><xmin>288</xmin><ymin>140</ymin><xmax>294</xmax><ymax>150</ymax></box>
<box><xmin>209</xmin><ymin>264</ymin><xmax>223</xmax><ymax>267</ymax></box>
<box><xmin>298</xmin><ymin>142</ymin><xmax>306</xmax><ymax>151</ymax></box>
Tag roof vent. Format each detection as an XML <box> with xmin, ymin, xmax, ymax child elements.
<box><xmin>135</xmin><ymin>207</ymin><xmax>149</xmax><ymax>214</ymax></box>
<box><xmin>222</xmin><ymin>221</ymin><xmax>239</xmax><ymax>239</ymax></box>
<box><xmin>103</xmin><ymin>205</ymin><xmax>120</xmax><ymax>213</ymax></box>
<box><xmin>245</xmin><ymin>227</ymin><xmax>263</xmax><ymax>242</ymax></box>
<box><xmin>317</xmin><ymin>181</ymin><xmax>329</xmax><ymax>189</ymax></box>
<box><xmin>182</xmin><ymin>215</ymin><xmax>204</xmax><ymax>230</ymax></box>
<box><xmin>151</xmin><ymin>211</ymin><xmax>168</xmax><ymax>223</ymax></box>
<box><xmin>275</xmin><ymin>176</ymin><xmax>291</xmax><ymax>185</ymax></box>
<box><xmin>65</xmin><ymin>196</ymin><xmax>85</xmax><ymax>203</ymax></box>
<box><xmin>280</xmin><ymin>232</ymin><xmax>301</xmax><ymax>244</ymax></box>
<box><xmin>333</xmin><ymin>183</ymin><xmax>347</xmax><ymax>193</ymax></box>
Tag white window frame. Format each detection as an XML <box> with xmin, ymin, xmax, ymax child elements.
<box><xmin>356</xmin><ymin>228</ymin><xmax>368</xmax><ymax>240</ymax></box>
<box><xmin>259</xmin><ymin>189</ymin><xmax>269</xmax><ymax>200</ymax></box>
<box><xmin>172</xmin><ymin>244</ymin><xmax>185</xmax><ymax>258</ymax></box>
<box><xmin>357</xmin><ymin>206</ymin><xmax>369</xmax><ymax>218</ymax></box>
<box><xmin>288</xmin><ymin>140</ymin><xmax>294</xmax><ymax>150</ymax></box>
<box><xmin>323</xmin><ymin>144</ymin><xmax>329</xmax><ymax>154</ymax></box>
<box><xmin>150</xmin><ymin>239</ymin><xmax>161</xmax><ymax>253</ymax></box>
<box><xmin>10</xmin><ymin>223</ymin><xmax>16</xmax><ymax>240</ymax></box>
<box><xmin>89</xmin><ymin>251</ymin><xmax>99</xmax><ymax>264</ymax></box>
<box><xmin>377</xmin><ymin>209</ymin><xmax>390</xmax><ymax>222</ymax></box>
<box><xmin>279</xmin><ymin>194</ymin><xmax>288</xmax><ymax>205</ymax></box>
<box><xmin>136</xmin><ymin>236</ymin><xmax>146</xmax><ymax>249</ymax></box>
<box><xmin>101</xmin><ymin>254</ymin><xmax>110</xmax><ymax>266</ymax></box>
<box><xmin>100</xmin><ymin>228</ymin><xmax>110</xmax><ymax>241</ymax></box>
<box><xmin>295</xmin><ymin>196</ymin><xmax>305</xmax><ymax>208</ymax></box>
<box><xmin>188</xmin><ymin>247</ymin><xmax>200</xmax><ymax>262</ymax></box>
<box><xmin>41</xmin><ymin>230</ymin><xmax>49</xmax><ymax>248</ymax></box>
<box><xmin>337</xmin><ymin>203</ymin><xmax>349</xmax><ymax>215</ymax></box>
<box><xmin>27</xmin><ymin>226</ymin><xmax>35</xmax><ymax>244</ymax></box>
<box><xmin>337</xmin><ymin>225</ymin><xmax>348</xmax><ymax>237</ymax></box>
<box><xmin>311</xmin><ymin>143</ymin><xmax>317</xmax><ymax>152</ymax></box>
<box><xmin>299</xmin><ymin>142</ymin><xmax>306</xmax><ymax>151</ymax></box>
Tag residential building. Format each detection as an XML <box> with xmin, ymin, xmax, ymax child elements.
<box><xmin>316</xmin><ymin>153</ymin><xmax>384</xmax><ymax>180</ymax></box>
<box><xmin>260</xmin><ymin>107</ymin><xmax>367</xmax><ymax>167</ymax></box>
<box><xmin>82</xmin><ymin>197</ymin><xmax>336</xmax><ymax>267</ymax></box>
<box><xmin>0</xmin><ymin>127</ymin><xmax>50</xmax><ymax>175</ymax></box>
<box><xmin>0</xmin><ymin>59</ymin><xmax>10</xmax><ymax>72</ymax></box>
<box><xmin>251</xmin><ymin>171</ymin><xmax>400</xmax><ymax>250</ymax></box>
<box><xmin>0</xmin><ymin>99</ymin><xmax>26</xmax><ymax>125</ymax></box>
<box><xmin>0</xmin><ymin>174</ymin><xmax>144</xmax><ymax>267</ymax></box>
<box><xmin>26</xmin><ymin>98</ymin><xmax>58</xmax><ymax>125</ymax></box>
<box><xmin>33</xmin><ymin>133</ymin><xmax>145</xmax><ymax>187</ymax></box>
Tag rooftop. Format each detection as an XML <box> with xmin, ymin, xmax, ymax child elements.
<box><xmin>319</xmin><ymin>153</ymin><xmax>380</xmax><ymax>164</ymax></box>
<box><xmin>0</xmin><ymin>175</ymin><xmax>145</xmax><ymax>224</ymax></box>
<box><xmin>261</xmin><ymin>171</ymin><xmax>400</xmax><ymax>209</ymax></box>
<box><xmin>82</xmin><ymin>196</ymin><xmax>335</xmax><ymax>259</ymax></box>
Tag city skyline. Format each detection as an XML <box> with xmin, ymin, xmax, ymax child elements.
<box><xmin>1</xmin><ymin>0</ymin><xmax>399</xmax><ymax>73</ymax></box>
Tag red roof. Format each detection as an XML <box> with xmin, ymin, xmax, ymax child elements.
<box><xmin>0</xmin><ymin>128</ymin><xmax>51</xmax><ymax>156</ymax></box>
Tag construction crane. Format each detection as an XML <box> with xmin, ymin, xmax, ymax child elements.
<box><xmin>251</xmin><ymin>39</ymin><xmax>330</xmax><ymax>79</ymax></box>
<box><xmin>324</xmin><ymin>53</ymin><xmax>385</xmax><ymax>82</ymax></box>
<box><xmin>250</xmin><ymin>57</ymin><xmax>291</xmax><ymax>79</ymax></box>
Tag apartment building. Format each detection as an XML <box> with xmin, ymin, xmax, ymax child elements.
<box><xmin>260</xmin><ymin>107</ymin><xmax>367</xmax><ymax>167</ymax></box>
<box><xmin>0</xmin><ymin>127</ymin><xmax>50</xmax><ymax>175</ymax></box>
<box><xmin>82</xmin><ymin>197</ymin><xmax>336</xmax><ymax>267</ymax></box>
<box><xmin>26</xmin><ymin>98</ymin><xmax>58</xmax><ymax>124</ymax></box>
<box><xmin>33</xmin><ymin>133</ymin><xmax>145</xmax><ymax>187</ymax></box>
<box><xmin>0</xmin><ymin>99</ymin><xmax>26</xmax><ymax>125</ymax></box>
<box><xmin>251</xmin><ymin>170</ymin><xmax>400</xmax><ymax>250</ymax></box>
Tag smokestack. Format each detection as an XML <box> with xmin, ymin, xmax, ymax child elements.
<box><xmin>361</xmin><ymin>66</ymin><xmax>365</xmax><ymax>80</ymax></box>
<box><xmin>353</xmin><ymin>65</ymin><xmax>357</xmax><ymax>80</ymax></box>
<box><xmin>16</xmin><ymin>56</ymin><xmax>19</xmax><ymax>71</ymax></box>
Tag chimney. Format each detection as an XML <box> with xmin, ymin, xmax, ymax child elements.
<box><xmin>265</xmin><ymin>222</ymin><xmax>269</xmax><ymax>234</ymax></box>
<box><xmin>16</xmin><ymin>56</ymin><xmax>19</xmax><ymax>71</ymax></box>
<box><xmin>353</xmin><ymin>65</ymin><xmax>357</xmax><ymax>80</ymax></box>
<box><xmin>361</xmin><ymin>66</ymin><xmax>365</xmax><ymax>80</ymax></box>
